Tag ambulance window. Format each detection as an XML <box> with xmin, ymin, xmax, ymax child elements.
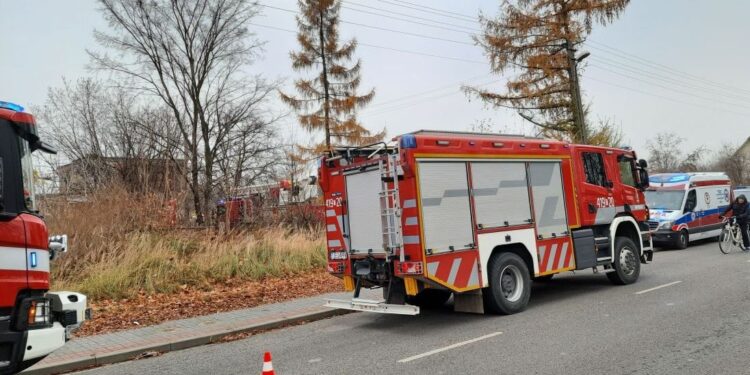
<box><xmin>618</xmin><ymin>158</ymin><xmax>637</xmax><ymax>187</ymax></box>
<box><xmin>685</xmin><ymin>189</ymin><xmax>697</xmax><ymax>213</ymax></box>
<box><xmin>582</xmin><ymin>152</ymin><xmax>607</xmax><ymax>187</ymax></box>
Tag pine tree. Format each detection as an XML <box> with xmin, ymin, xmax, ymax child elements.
<box><xmin>280</xmin><ymin>0</ymin><xmax>383</xmax><ymax>154</ymax></box>
<box><xmin>465</xmin><ymin>0</ymin><xmax>629</xmax><ymax>143</ymax></box>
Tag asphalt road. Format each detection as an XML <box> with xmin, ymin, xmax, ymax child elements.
<box><xmin>77</xmin><ymin>240</ymin><xmax>750</xmax><ymax>375</ymax></box>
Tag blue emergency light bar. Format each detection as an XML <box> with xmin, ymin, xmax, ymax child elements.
<box><xmin>0</xmin><ymin>100</ymin><xmax>25</xmax><ymax>112</ymax></box>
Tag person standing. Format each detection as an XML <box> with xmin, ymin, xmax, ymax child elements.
<box><xmin>722</xmin><ymin>195</ymin><xmax>750</xmax><ymax>251</ymax></box>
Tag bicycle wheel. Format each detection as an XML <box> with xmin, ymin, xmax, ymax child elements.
<box><xmin>719</xmin><ymin>227</ymin><xmax>734</xmax><ymax>254</ymax></box>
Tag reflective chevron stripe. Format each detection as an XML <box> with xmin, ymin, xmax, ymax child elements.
<box><xmin>426</xmin><ymin>253</ymin><xmax>481</xmax><ymax>290</ymax></box>
<box><xmin>538</xmin><ymin>241</ymin><xmax>572</xmax><ymax>274</ymax></box>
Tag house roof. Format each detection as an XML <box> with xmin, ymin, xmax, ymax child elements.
<box><xmin>735</xmin><ymin>136</ymin><xmax>750</xmax><ymax>157</ymax></box>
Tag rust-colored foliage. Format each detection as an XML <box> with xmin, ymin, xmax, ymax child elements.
<box><xmin>466</xmin><ymin>0</ymin><xmax>629</xmax><ymax>142</ymax></box>
<box><xmin>280</xmin><ymin>0</ymin><xmax>384</xmax><ymax>154</ymax></box>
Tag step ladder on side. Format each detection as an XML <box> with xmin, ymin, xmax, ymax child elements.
<box><xmin>379</xmin><ymin>153</ymin><xmax>404</xmax><ymax>263</ymax></box>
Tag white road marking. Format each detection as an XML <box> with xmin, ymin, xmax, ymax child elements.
<box><xmin>308</xmin><ymin>358</ymin><xmax>322</xmax><ymax>363</ymax></box>
<box><xmin>745</xmin><ymin>259</ymin><xmax>750</xmax><ymax>262</ymax></box>
<box><xmin>635</xmin><ymin>281</ymin><xmax>682</xmax><ymax>295</ymax></box>
<box><xmin>398</xmin><ymin>332</ymin><xmax>502</xmax><ymax>363</ymax></box>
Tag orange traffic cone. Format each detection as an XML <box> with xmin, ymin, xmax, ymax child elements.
<box><xmin>262</xmin><ymin>351</ymin><xmax>275</xmax><ymax>375</ymax></box>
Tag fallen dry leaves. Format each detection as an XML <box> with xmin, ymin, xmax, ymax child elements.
<box><xmin>77</xmin><ymin>270</ymin><xmax>343</xmax><ymax>337</ymax></box>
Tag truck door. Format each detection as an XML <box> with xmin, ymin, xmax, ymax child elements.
<box><xmin>614</xmin><ymin>153</ymin><xmax>643</xmax><ymax>211</ymax></box>
<box><xmin>0</xmin><ymin>122</ymin><xmax>30</xmax><ymax>310</ymax></box>
<box><xmin>575</xmin><ymin>149</ymin><xmax>615</xmax><ymax>226</ymax></box>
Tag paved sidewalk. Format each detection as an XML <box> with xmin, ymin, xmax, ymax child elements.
<box><xmin>24</xmin><ymin>289</ymin><xmax>376</xmax><ymax>374</ymax></box>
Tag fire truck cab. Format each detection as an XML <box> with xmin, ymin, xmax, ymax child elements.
<box><xmin>320</xmin><ymin>131</ymin><xmax>653</xmax><ymax>315</ymax></box>
<box><xmin>0</xmin><ymin>101</ymin><xmax>89</xmax><ymax>374</ymax></box>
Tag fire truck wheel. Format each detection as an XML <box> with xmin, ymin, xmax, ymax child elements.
<box><xmin>674</xmin><ymin>230</ymin><xmax>689</xmax><ymax>249</ymax></box>
<box><xmin>607</xmin><ymin>237</ymin><xmax>641</xmax><ymax>285</ymax></box>
<box><xmin>484</xmin><ymin>252</ymin><xmax>531</xmax><ymax>315</ymax></box>
<box><xmin>407</xmin><ymin>289</ymin><xmax>452</xmax><ymax>308</ymax></box>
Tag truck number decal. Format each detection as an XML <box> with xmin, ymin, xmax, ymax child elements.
<box><xmin>596</xmin><ymin>197</ymin><xmax>615</xmax><ymax>208</ymax></box>
<box><xmin>326</xmin><ymin>197</ymin><xmax>343</xmax><ymax>208</ymax></box>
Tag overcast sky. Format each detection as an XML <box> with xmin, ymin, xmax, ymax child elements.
<box><xmin>1</xmin><ymin>0</ymin><xmax>749</xmax><ymax>160</ymax></box>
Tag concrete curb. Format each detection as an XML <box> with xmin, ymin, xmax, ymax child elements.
<box><xmin>22</xmin><ymin>308</ymin><xmax>351</xmax><ymax>375</ymax></box>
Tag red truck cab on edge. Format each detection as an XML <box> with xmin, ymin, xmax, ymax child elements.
<box><xmin>0</xmin><ymin>101</ymin><xmax>89</xmax><ymax>374</ymax></box>
<box><xmin>320</xmin><ymin>131</ymin><xmax>653</xmax><ymax>316</ymax></box>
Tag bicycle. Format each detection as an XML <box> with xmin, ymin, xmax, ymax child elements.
<box><xmin>719</xmin><ymin>216</ymin><xmax>745</xmax><ymax>254</ymax></box>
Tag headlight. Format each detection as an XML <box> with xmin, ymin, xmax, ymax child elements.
<box><xmin>15</xmin><ymin>297</ymin><xmax>53</xmax><ymax>330</ymax></box>
<box><xmin>658</xmin><ymin>221</ymin><xmax>673</xmax><ymax>230</ymax></box>
<box><xmin>329</xmin><ymin>251</ymin><xmax>348</xmax><ymax>260</ymax></box>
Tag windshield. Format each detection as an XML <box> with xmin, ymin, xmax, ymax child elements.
<box><xmin>645</xmin><ymin>190</ymin><xmax>684</xmax><ymax>211</ymax></box>
<box><xmin>18</xmin><ymin>137</ymin><xmax>36</xmax><ymax>211</ymax></box>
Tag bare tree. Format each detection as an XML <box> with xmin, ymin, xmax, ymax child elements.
<box><xmin>90</xmin><ymin>0</ymin><xmax>279</xmax><ymax>224</ymax></box>
<box><xmin>37</xmin><ymin>77</ymin><xmax>170</xmax><ymax>194</ymax></box>
<box><xmin>646</xmin><ymin>132</ymin><xmax>708</xmax><ymax>173</ymax></box>
<box><xmin>713</xmin><ymin>143</ymin><xmax>750</xmax><ymax>185</ymax></box>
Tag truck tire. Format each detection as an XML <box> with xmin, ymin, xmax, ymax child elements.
<box><xmin>674</xmin><ymin>229</ymin><xmax>689</xmax><ymax>249</ymax></box>
<box><xmin>483</xmin><ymin>252</ymin><xmax>531</xmax><ymax>315</ymax></box>
<box><xmin>407</xmin><ymin>289</ymin><xmax>452</xmax><ymax>308</ymax></box>
<box><xmin>607</xmin><ymin>237</ymin><xmax>641</xmax><ymax>285</ymax></box>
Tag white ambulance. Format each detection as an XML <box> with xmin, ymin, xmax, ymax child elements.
<box><xmin>735</xmin><ymin>186</ymin><xmax>750</xmax><ymax>199</ymax></box>
<box><xmin>646</xmin><ymin>173</ymin><xmax>732</xmax><ymax>249</ymax></box>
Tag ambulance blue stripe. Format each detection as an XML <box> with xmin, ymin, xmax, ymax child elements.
<box><xmin>673</xmin><ymin>206</ymin><xmax>729</xmax><ymax>225</ymax></box>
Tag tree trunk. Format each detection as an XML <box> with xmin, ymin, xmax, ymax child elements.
<box><xmin>318</xmin><ymin>9</ymin><xmax>331</xmax><ymax>151</ymax></box>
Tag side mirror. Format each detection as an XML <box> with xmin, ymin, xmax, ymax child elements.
<box><xmin>638</xmin><ymin>169</ymin><xmax>650</xmax><ymax>191</ymax></box>
<box><xmin>638</xmin><ymin>159</ymin><xmax>648</xmax><ymax>169</ymax></box>
<box><xmin>49</xmin><ymin>234</ymin><xmax>69</xmax><ymax>260</ymax></box>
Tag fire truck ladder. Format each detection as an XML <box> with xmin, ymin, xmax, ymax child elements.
<box><xmin>379</xmin><ymin>153</ymin><xmax>404</xmax><ymax>263</ymax></box>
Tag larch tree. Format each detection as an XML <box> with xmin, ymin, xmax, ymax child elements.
<box><xmin>465</xmin><ymin>0</ymin><xmax>629</xmax><ymax>143</ymax></box>
<box><xmin>280</xmin><ymin>0</ymin><xmax>383</xmax><ymax>154</ymax></box>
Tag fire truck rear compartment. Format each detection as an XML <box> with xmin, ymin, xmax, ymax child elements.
<box><xmin>344</xmin><ymin>168</ymin><xmax>386</xmax><ymax>256</ymax></box>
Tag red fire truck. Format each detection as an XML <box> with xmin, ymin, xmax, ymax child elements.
<box><xmin>0</xmin><ymin>101</ymin><xmax>89</xmax><ymax>374</ymax></box>
<box><xmin>320</xmin><ymin>131</ymin><xmax>653</xmax><ymax>315</ymax></box>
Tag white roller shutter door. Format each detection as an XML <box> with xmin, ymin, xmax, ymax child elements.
<box><xmin>418</xmin><ymin>162</ymin><xmax>474</xmax><ymax>254</ymax></box>
<box><xmin>345</xmin><ymin>169</ymin><xmax>385</xmax><ymax>254</ymax></box>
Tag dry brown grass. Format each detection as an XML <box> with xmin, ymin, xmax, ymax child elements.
<box><xmin>43</xmin><ymin>189</ymin><xmax>326</xmax><ymax>300</ymax></box>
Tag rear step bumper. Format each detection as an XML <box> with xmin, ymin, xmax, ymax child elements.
<box><xmin>324</xmin><ymin>298</ymin><xmax>420</xmax><ymax>315</ymax></box>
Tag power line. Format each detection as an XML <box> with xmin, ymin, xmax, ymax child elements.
<box><xmin>251</xmin><ymin>23</ymin><xmax>491</xmax><ymax>114</ymax></box>
<box><xmin>362</xmin><ymin>79</ymin><xmax>502</xmax><ymax>118</ymax></box>
<box><xmin>588</xmin><ymin>55</ymin><xmax>750</xmax><ymax>104</ymax></box>
<box><xmin>377</xmin><ymin>0</ymin><xmax>477</xmax><ymax>23</ymax></box>
<box><xmin>249</xmin><ymin>23</ymin><xmax>485</xmax><ymax>65</ymax></box>
<box><xmin>364</xmin><ymin>74</ymin><xmax>492</xmax><ymax>111</ymax></box>
<box><xmin>341</xmin><ymin>4</ymin><xmax>472</xmax><ymax>34</ymax></box>
<box><xmin>258</xmin><ymin>3</ymin><xmax>474</xmax><ymax>45</ymax></box>
<box><xmin>586</xmin><ymin>40</ymin><xmax>750</xmax><ymax>96</ymax></box>
<box><xmin>586</xmin><ymin>64</ymin><xmax>750</xmax><ymax>112</ymax></box>
<box><xmin>258</xmin><ymin>1</ymin><xmax>750</xmax><ymax>119</ymax></box>
<box><xmin>344</xmin><ymin>1</ymin><xmax>750</xmax><ymax>104</ymax></box>
<box><xmin>343</xmin><ymin>1</ymin><xmax>477</xmax><ymax>33</ymax></box>
<box><xmin>585</xmin><ymin>76</ymin><xmax>750</xmax><ymax>117</ymax></box>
